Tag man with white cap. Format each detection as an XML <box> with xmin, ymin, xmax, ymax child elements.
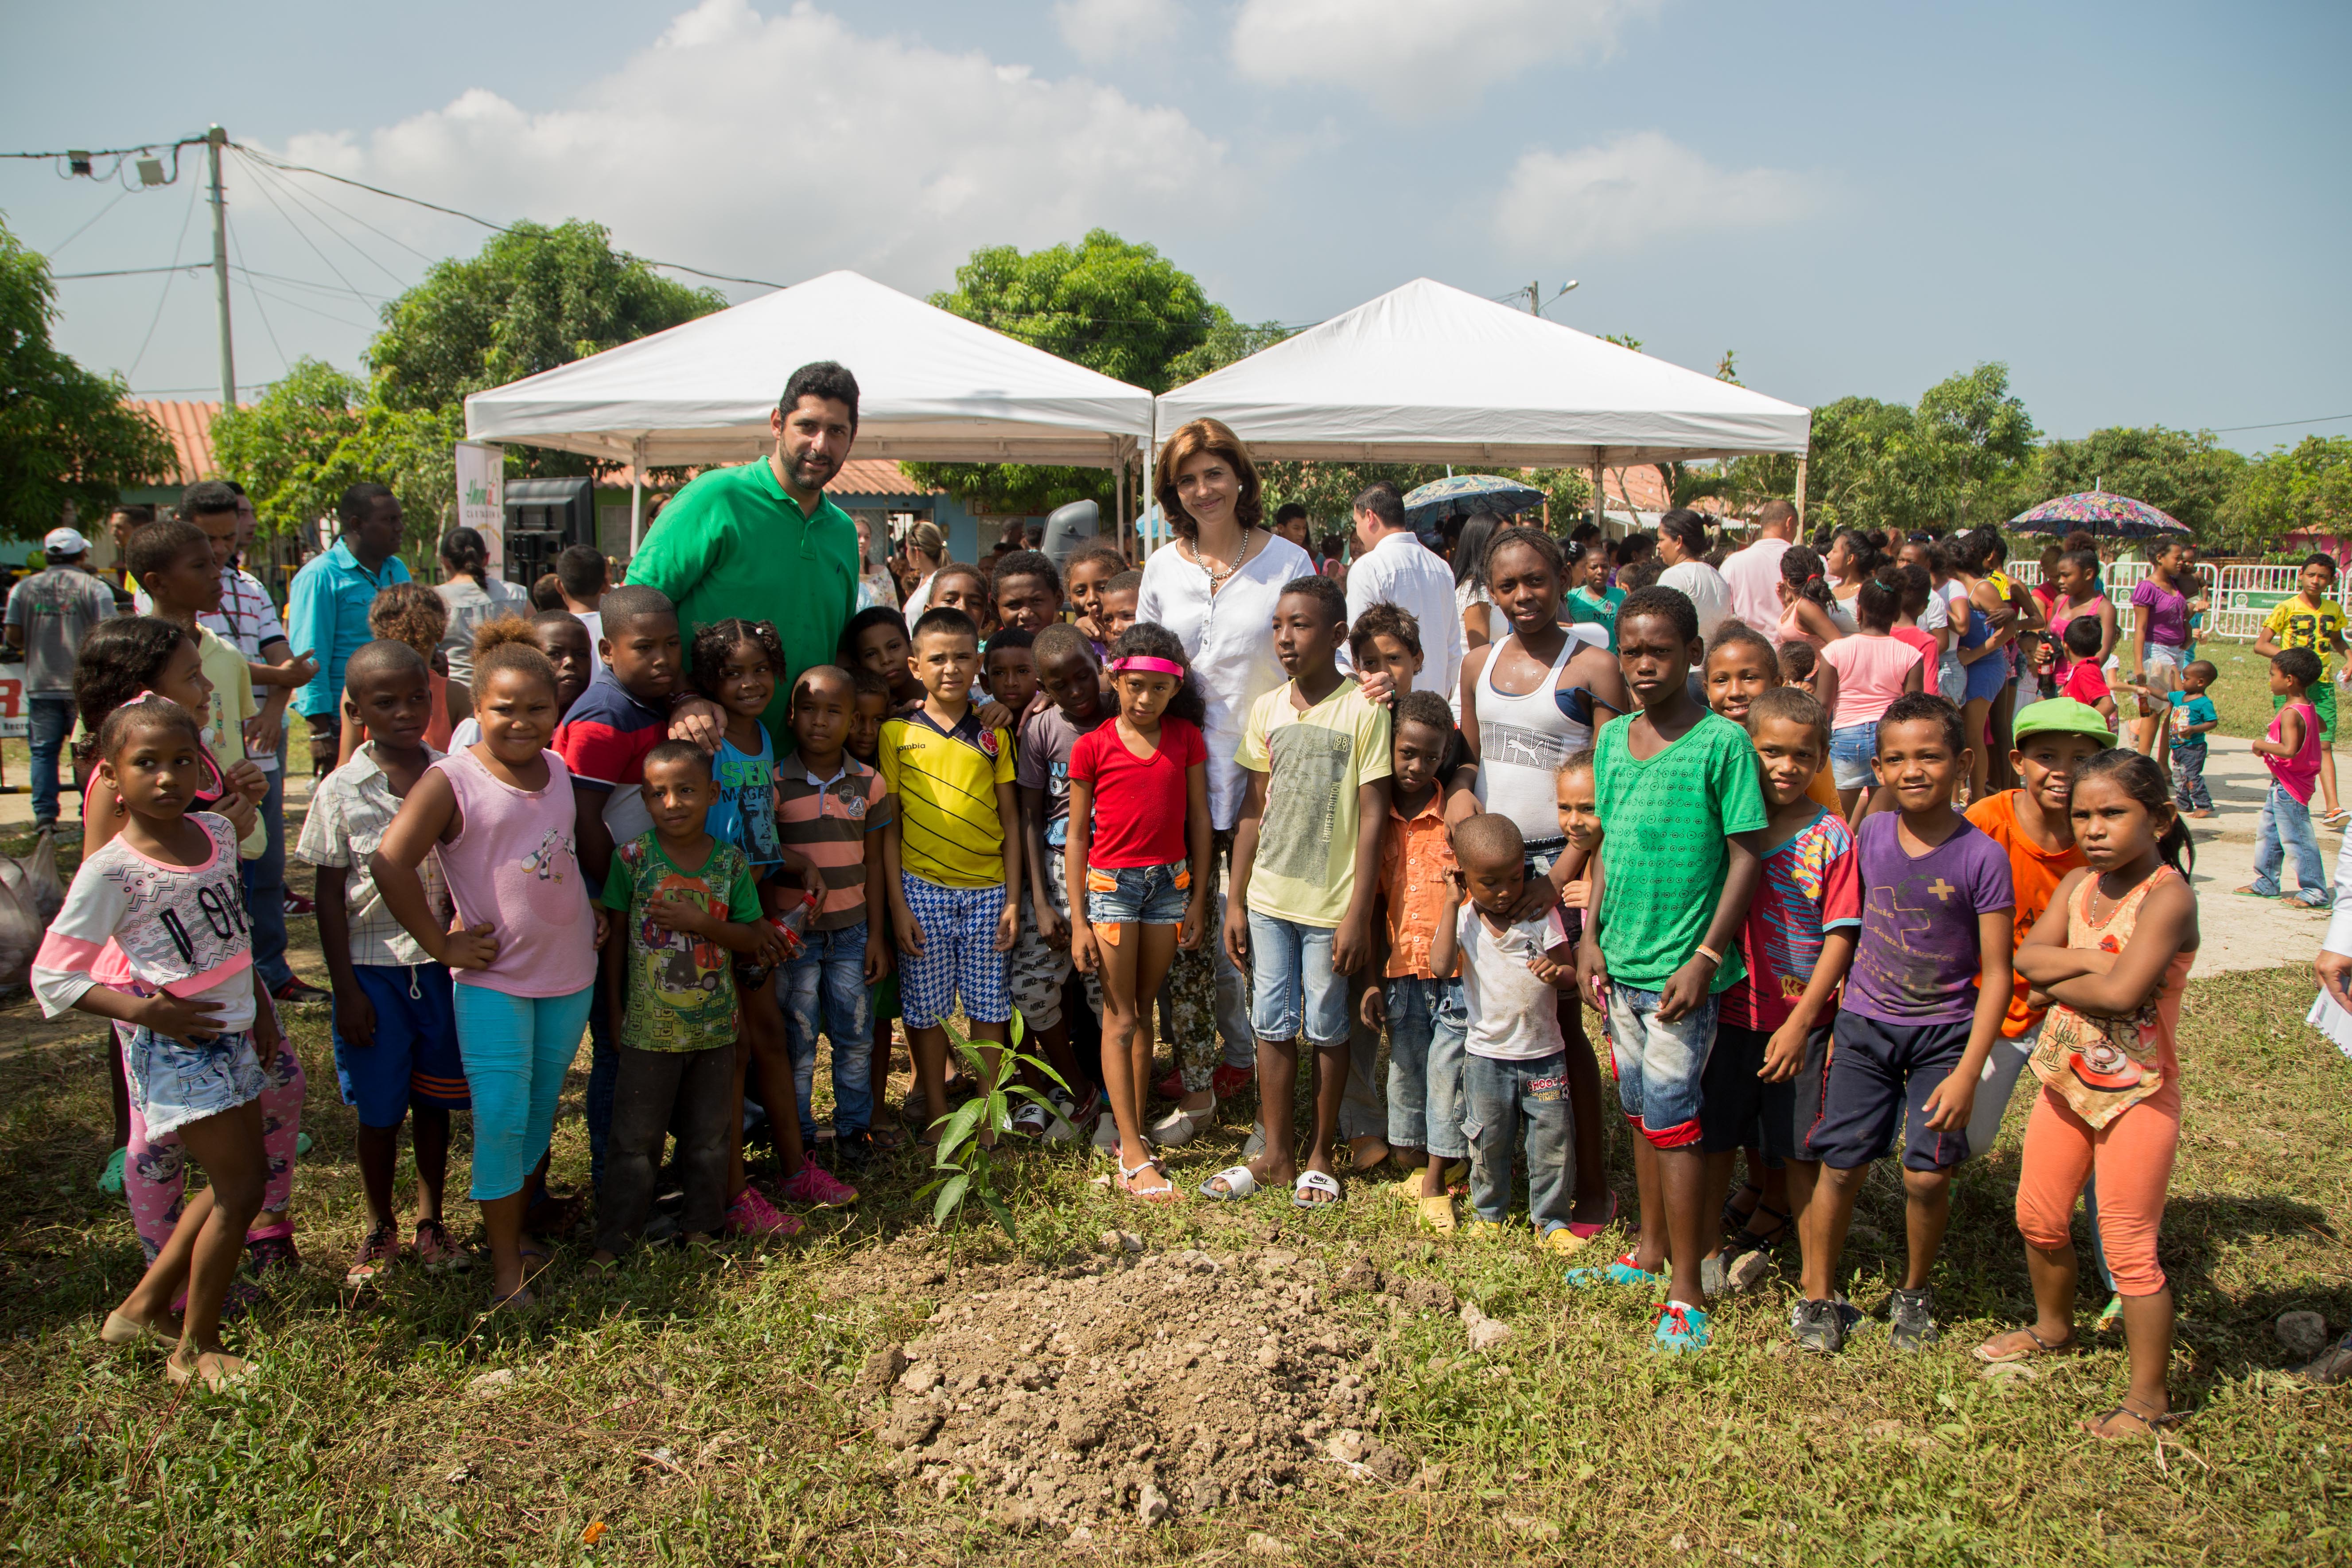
<box><xmin>4</xmin><ymin>525</ymin><xmax>117</xmax><ymax>831</ymax></box>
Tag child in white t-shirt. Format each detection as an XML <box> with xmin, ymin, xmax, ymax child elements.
<box><xmin>1429</xmin><ymin>812</ymin><xmax>1577</xmax><ymax>1244</ymax></box>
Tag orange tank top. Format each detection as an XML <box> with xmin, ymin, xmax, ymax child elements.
<box><xmin>2028</xmin><ymin>865</ymin><xmax>2193</xmax><ymax>1127</ymax></box>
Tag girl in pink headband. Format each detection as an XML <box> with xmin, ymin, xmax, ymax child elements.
<box><xmin>1065</xmin><ymin>623</ymin><xmax>1214</xmax><ymax>1201</ymax></box>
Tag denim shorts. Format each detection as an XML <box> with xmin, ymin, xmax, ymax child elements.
<box><xmin>1246</xmin><ymin>910</ymin><xmax>1348</xmax><ymax>1046</ymax></box>
<box><xmin>1383</xmin><ymin>975</ymin><xmax>1467</xmax><ymax>1159</ymax></box>
<box><xmin>1085</xmin><ymin>860</ymin><xmax>1190</xmax><ymax>926</ymax></box>
<box><xmin>124</xmin><ymin>1023</ymin><xmax>266</xmax><ymax>1140</ymax></box>
<box><xmin>1828</xmin><ymin>721</ymin><xmax>1877</xmax><ymax>790</ymax></box>
<box><xmin>1602</xmin><ymin>982</ymin><xmax>1718</xmax><ymax>1148</ymax></box>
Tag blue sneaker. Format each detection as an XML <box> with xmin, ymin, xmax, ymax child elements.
<box><xmin>1565</xmin><ymin>1250</ymin><xmax>1662</xmax><ymax>1290</ymax></box>
<box><xmin>1653</xmin><ymin>1302</ymin><xmax>1711</xmax><ymax>1353</ymax></box>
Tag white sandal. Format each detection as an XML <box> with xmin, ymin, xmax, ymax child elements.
<box><xmin>1292</xmin><ymin>1170</ymin><xmax>1343</xmax><ymax>1209</ymax></box>
<box><xmin>1147</xmin><ymin>1093</ymin><xmax>1216</xmax><ymax>1147</ymax></box>
<box><xmin>1120</xmin><ymin>1159</ymin><xmax>1179</xmax><ymax>1203</ymax></box>
<box><xmin>1198</xmin><ymin>1164</ymin><xmax>1259</xmax><ymax>1202</ymax></box>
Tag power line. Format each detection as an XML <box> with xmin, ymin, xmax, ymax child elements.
<box><xmin>2207</xmin><ymin>412</ymin><xmax>2352</xmax><ymax>435</ymax></box>
<box><xmin>236</xmin><ymin>151</ymin><xmax>412</xmax><ymax>292</ymax></box>
<box><xmin>127</xmin><ymin>175</ymin><xmax>203</xmax><ymax>381</ymax></box>
<box><xmin>232</xmin><ymin>152</ymin><xmax>383</xmax><ymax>320</ymax></box>
<box><xmin>53</xmin><ymin>263</ymin><xmax>210</xmax><ymax>280</ymax></box>
<box><xmin>231</xmin><ymin>147</ymin><xmax>434</xmax><ymax>267</ymax></box>
<box><xmin>225</xmin><ymin>204</ymin><xmax>286</xmax><ymax>370</ymax></box>
<box><xmin>46</xmin><ymin>187</ymin><xmax>131</xmax><ymax>257</ymax></box>
<box><xmin>231</xmin><ymin>144</ymin><xmax>790</xmax><ymax>290</ymax></box>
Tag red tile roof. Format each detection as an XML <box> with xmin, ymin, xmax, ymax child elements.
<box><xmin>831</xmin><ymin>459</ymin><xmax>941</xmax><ymax>498</ymax></box>
<box><xmin>128</xmin><ymin>400</ymin><xmax>233</xmax><ymax>485</ymax></box>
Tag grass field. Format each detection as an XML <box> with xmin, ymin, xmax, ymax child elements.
<box><xmin>0</xmin><ymin>786</ymin><xmax>2348</xmax><ymax>1566</ymax></box>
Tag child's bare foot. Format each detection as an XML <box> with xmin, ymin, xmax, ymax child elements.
<box><xmin>166</xmin><ymin>1349</ymin><xmax>255</xmax><ymax>1393</ymax></box>
<box><xmin>1345</xmin><ymin>1134</ymin><xmax>1390</xmax><ymax>1173</ymax></box>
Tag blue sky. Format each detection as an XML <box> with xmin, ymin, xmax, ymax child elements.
<box><xmin>3</xmin><ymin>0</ymin><xmax>2345</xmax><ymax>450</ymax></box>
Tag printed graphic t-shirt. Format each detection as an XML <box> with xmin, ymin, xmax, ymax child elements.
<box><xmin>2166</xmin><ymin>691</ymin><xmax>2218</xmax><ymax>747</ymax></box>
<box><xmin>1016</xmin><ymin>700</ymin><xmax>1111</xmax><ymax>850</ymax></box>
<box><xmin>1844</xmin><ymin>813</ymin><xmax>2015</xmax><ymax>1027</ymax></box>
<box><xmin>2265</xmin><ymin>596</ymin><xmax>2346</xmax><ymax>670</ymax></box>
<box><xmin>1457</xmin><ymin>903</ymin><xmax>1572</xmax><ymax>1061</ymax></box>
<box><xmin>33</xmin><ymin>812</ymin><xmax>256</xmax><ymax>1032</ymax></box>
<box><xmin>1721</xmin><ymin>809</ymin><xmax>1862</xmax><ymax>1033</ymax></box>
<box><xmin>554</xmin><ymin>669</ymin><xmax>670</xmax><ymax>890</ymax></box>
<box><xmin>598</xmin><ymin>832</ymin><xmax>762</xmax><ymax>1051</ymax></box>
<box><xmin>882</xmin><ymin>708</ymin><xmax>1016</xmax><ymax>888</ymax></box>
<box><xmin>1593</xmin><ymin>710</ymin><xmax>1768</xmax><ymax>992</ymax></box>
<box><xmin>1068</xmin><ymin>717</ymin><xmax>1206</xmax><ymax>868</ymax></box>
<box><xmin>1235</xmin><ymin>680</ymin><xmax>1392</xmax><ymax>929</ymax></box>
<box><xmin>704</xmin><ymin>726</ymin><xmax>783</xmax><ymax>869</ymax></box>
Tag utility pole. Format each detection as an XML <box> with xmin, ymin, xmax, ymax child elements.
<box><xmin>1526</xmin><ymin>281</ymin><xmax>1540</xmax><ymax>314</ymax></box>
<box><xmin>205</xmin><ymin>125</ymin><xmax>234</xmax><ymax>407</ymax></box>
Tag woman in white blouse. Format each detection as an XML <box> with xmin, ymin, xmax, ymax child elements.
<box><xmin>1655</xmin><ymin>509</ymin><xmax>1733</xmax><ymax>643</ymax></box>
<box><xmin>1135</xmin><ymin>419</ymin><xmax>1314</xmax><ymax>1145</ymax></box>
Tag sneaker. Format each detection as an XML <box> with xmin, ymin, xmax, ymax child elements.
<box><xmin>833</xmin><ymin>1130</ymin><xmax>873</xmax><ymax>1172</ymax></box>
<box><xmin>1888</xmin><ymin>1286</ymin><xmax>1940</xmax><ymax>1352</ymax></box>
<box><xmin>282</xmin><ymin>890</ymin><xmax>316</xmax><ymax>916</ymax></box>
<box><xmin>1092</xmin><ymin>1111</ymin><xmax>1122</xmax><ymax>1152</ymax></box>
<box><xmin>1042</xmin><ymin>1089</ymin><xmax>1090</xmax><ymax>1144</ymax></box>
<box><xmin>270</xmin><ymin>976</ymin><xmax>330</xmax><ymax>1010</ymax></box>
<box><xmin>2298</xmin><ymin>1331</ymin><xmax>2352</xmax><ymax>1387</ymax></box>
<box><xmin>1566</xmin><ymin>1251</ymin><xmax>1662</xmax><ymax>1291</ymax></box>
<box><xmin>1653</xmin><ymin>1302</ymin><xmax>1711</xmax><ymax>1353</ymax></box>
<box><xmin>725</xmin><ymin>1185</ymin><xmax>805</xmax><ymax>1238</ymax></box>
<box><xmin>412</xmin><ymin>1218</ymin><xmax>469</xmax><ymax>1271</ymax></box>
<box><xmin>777</xmin><ymin>1162</ymin><xmax>858</xmax><ymax>1208</ymax></box>
<box><xmin>345</xmin><ymin>1224</ymin><xmax>401</xmax><ymax>1287</ymax></box>
<box><xmin>1792</xmin><ymin>1296</ymin><xmax>1847</xmax><ymax>1354</ymax></box>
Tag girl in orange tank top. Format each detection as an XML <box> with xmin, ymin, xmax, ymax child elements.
<box><xmin>1977</xmin><ymin>751</ymin><xmax>2199</xmax><ymax>1441</ymax></box>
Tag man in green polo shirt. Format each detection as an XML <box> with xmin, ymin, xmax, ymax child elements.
<box><xmin>626</xmin><ymin>360</ymin><xmax>863</xmax><ymax>735</ymax></box>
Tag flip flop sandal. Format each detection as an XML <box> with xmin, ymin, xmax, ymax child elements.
<box><xmin>1416</xmin><ymin>1192</ymin><xmax>1458</xmax><ymax>1232</ymax></box>
<box><xmin>2081</xmin><ymin>1402</ymin><xmax>2186</xmax><ymax>1440</ymax></box>
<box><xmin>1291</xmin><ymin>1170</ymin><xmax>1343</xmax><ymax>1210</ymax></box>
<box><xmin>1972</xmin><ymin>1324</ymin><xmax>2076</xmax><ymax>1363</ymax></box>
<box><xmin>1120</xmin><ymin>1159</ymin><xmax>1181</xmax><ymax>1204</ymax></box>
<box><xmin>1198</xmin><ymin>1165</ymin><xmax>1260</xmax><ymax>1202</ymax></box>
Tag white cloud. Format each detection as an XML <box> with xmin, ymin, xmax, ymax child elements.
<box><xmin>1056</xmin><ymin>0</ymin><xmax>1187</xmax><ymax>62</ymax></box>
<box><xmin>272</xmin><ymin>0</ymin><xmax>1234</xmax><ymax>296</ymax></box>
<box><xmin>1492</xmin><ymin>132</ymin><xmax>1817</xmax><ymax>255</ymax></box>
<box><xmin>1231</xmin><ymin>0</ymin><xmax>1660</xmax><ymax>104</ymax></box>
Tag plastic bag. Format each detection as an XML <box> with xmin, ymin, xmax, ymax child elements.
<box><xmin>0</xmin><ymin>829</ymin><xmax>66</xmax><ymax>993</ymax></box>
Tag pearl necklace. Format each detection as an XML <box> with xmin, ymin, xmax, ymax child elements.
<box><xmin>1185</xmin><ymin>526</ymin><xmax>1258</xmax><ymax>589</ymax></box>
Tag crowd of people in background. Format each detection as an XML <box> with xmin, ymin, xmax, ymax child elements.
<box><xmin>19</xmin><ymin>359</ymin><xmax>2352</xmax><ymax>1418</ymax></box>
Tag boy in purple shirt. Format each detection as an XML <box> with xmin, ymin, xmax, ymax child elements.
<box><xmin>1796</xmin><ymin>693</ymin><xmax>2014</xmax><ymax>1355</ymax></box>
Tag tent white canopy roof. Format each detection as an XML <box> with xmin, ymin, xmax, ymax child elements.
<box><xmin>463</xmin><ymin>269</ymin><xmax>1153</xmax><ymax>468</ymax></box>
<box><xmin>1153</xmin><ymin>277</ymin><xmax>1811</xmax><ymax>466</ymax></box>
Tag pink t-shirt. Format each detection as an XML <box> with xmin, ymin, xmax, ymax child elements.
<box><xmin>1820</xmin><ymin>633</ymin><xmax>1923</xmax><ymax>730</ymax></box>
<box><xmin>430</xmin><ymin>746</ymin><xmax>599</xmax><ymax>998</ymax></box>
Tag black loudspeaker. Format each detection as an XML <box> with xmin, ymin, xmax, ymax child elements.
<box><xmin>502</xmin><ymin>477</ymin><xmax>596</xmax><ymax>589</ymax></box>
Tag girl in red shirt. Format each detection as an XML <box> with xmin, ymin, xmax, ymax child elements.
<box><xmin>1067</xmin><ymin>623</ymin><xmax>1214</xmax><ymax>1202</ymax></box>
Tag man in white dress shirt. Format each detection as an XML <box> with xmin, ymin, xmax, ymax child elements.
<box><xmin>1343</xmin><ymin>481</ymin><xmax>1464</xmax><ymax>699</ymax></box>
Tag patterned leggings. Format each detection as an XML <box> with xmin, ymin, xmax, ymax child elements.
<box><xmin>1161</xmin><ymin>830</ymin><xmax>1235</xmax><ymax>1094</ymax></box>
<box><xmin>119</xmin><ymin>1023</ymin><xmax>306</xmax><ymax>1263</ymax></box>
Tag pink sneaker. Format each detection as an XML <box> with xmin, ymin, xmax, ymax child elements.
<box><xmin>726</xmin><ymin>1185</ymin><xmax>805</xmax><ymax>1238</ymax></box>
<box><xmin>776</xmin><ymin>1162</ymin><xmax>859</xmax><ymax>1209</ymax></box>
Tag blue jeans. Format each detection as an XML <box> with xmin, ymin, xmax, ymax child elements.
<box><xmin>1602</xmin><ymin>983</ymin><xmax>1719</xmax><ymax>1148</ymax></box>
<box><xmin>1383</xmin><ymin>976</ymin><xmax>1467</xmax><ymax>1160</ymax></box>
<box><xmin>2252</xmin><ymin>782</ymin><xmax>2329</xmax><ymax>902</ymax></box>
<box><xmin>240</xmin><ymin>741</ymin><xmax>293</xmax><ymax>990</ymax></box>
<box><xmin>27</xmin><ymin>694</ymin><xmax>73</xmax><ymax>827</ymax></box>
<box><xmin>1461</xmin><ymin>1050</ymin><xmax>1575</xmax><ymax>1232</ymax></box>
<box><xmin>783</xmin><ymin>920</ymin><xmax>876</xmax><ymax>1139</ymax></box>
<box><xmin>1245</xmin><ymin>910</ymin><xmax>1347</xmax><ymax>1046</ymax></box>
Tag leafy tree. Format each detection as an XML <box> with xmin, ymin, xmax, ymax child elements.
<box><xmin>907</xmin><ymin>230</ymin><xmax>1283</xmax><ymax>518</ymax></box>
<box><xmin>2037</xmin><ymin>424</ymin><xmax>2247</xmax><ymax>545</ymax></box>
<box><xmin>2224</xmin><ymin>436</ymin><xmax>2352</xmax><ymax>554</ymax></box>
<box><xmin>1794</xmin><ymin>365</ymin><xmax>2040</xmax><ymax>537</ymax></box>
<box><xmin>0</xmin><ymin>214</ymin><xmax>175</xmax><ymax>541</ymax></box>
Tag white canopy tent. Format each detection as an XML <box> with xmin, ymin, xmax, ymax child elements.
<box><xmin>463</xmin><ymin>269</ymin><xmax>1155</xmax><ymax>549</ymax></box>
<box><xmin>1152</xmin><ymin>277</ymin><xmax>1812</xmax><ymax>536</ymax></box>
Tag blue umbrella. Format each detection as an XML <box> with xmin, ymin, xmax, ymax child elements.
<box><xmin>1403</xmin><ymin>474</ymin><xmax>1546</xmax><ymax>531</ymax></box>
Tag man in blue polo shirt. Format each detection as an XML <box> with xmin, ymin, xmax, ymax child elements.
<box><xmin>628</xmin><ymin>361</ymin><xmax>862</xmax><ymax>737</ymax></box>
<box><xmin>287</xmin><ymin>481</ymin><xmax>412</xmax><ymax>773</ymax></box>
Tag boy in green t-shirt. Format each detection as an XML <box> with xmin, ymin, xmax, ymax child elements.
<box><xmin>595</xmin><ymin>741</ymin><xmax>775</xmax><ymax>1263</ymax></box>
<box><xmin>2255</xmin><ymin>554</ymin><xmax>2348</xmax><ymax>824</ymax></box>
<box><xmin>1573</xmin><ymin>585</ymin><xmax>1768</xmax><ymax>1352</ymax></box>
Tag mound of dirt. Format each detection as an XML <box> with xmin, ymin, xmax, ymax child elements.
<box><xmin>867</xmin><ymin>1241</ymin><xmax>1442</xmax><ymax>1531</ymax></box>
